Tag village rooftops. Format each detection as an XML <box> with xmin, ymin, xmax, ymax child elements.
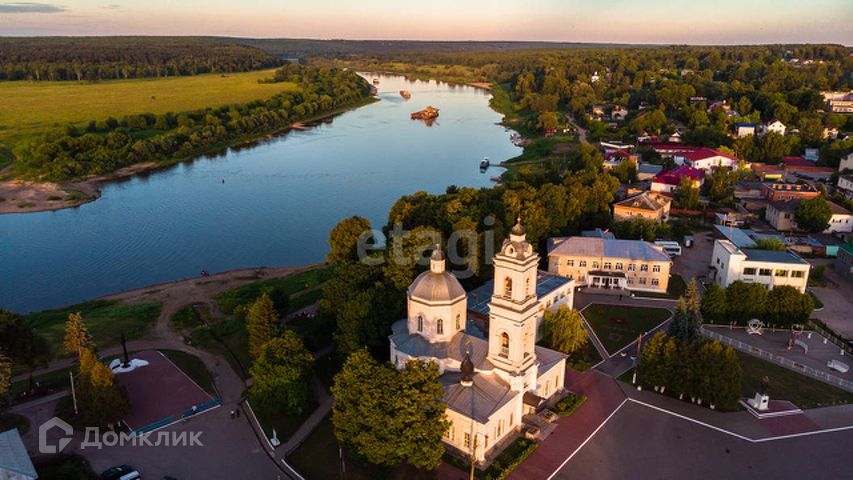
<box><xmin>612</xmin><ymin>191</ymin><xmax>671</xmax><ymax>212</ymax></box>
<box><xmin>652</xmin><ymin>166</ymin><xmax>705</xmax><ymax>186</ymax></box>
<box><xmin>763</xmin><ymin>182</ymin><xmax>819</xmax><ymax>193</ymax></box>
<box><xmin>547</xmin><ymin>237</ymin><xmax>671</xmax><ymax>263</ymax></box>
<box><xmin>713</xmin><ymin>224</ymin><xmax>758</xmax><ymax>248</ymax></box>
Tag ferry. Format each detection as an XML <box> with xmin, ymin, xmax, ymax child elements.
<box><xmin>400</xmin><ymin>90</ymin><xmax>411</xmax><ymax>99</ymax></box>
<box><xmin>411</xmin><ymin>106</ymin><xmax>440</xmax><ymax>120</ymax></box>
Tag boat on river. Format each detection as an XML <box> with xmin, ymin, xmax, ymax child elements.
<box><xmin>400</xmin><ymin>90</ymin><xmax>411</xmax><ymax>99</ymax></box>
<box><xmin>411</xmin><ymin>106</ymin><xmax>439</xmax><ymax>120</ymax></box>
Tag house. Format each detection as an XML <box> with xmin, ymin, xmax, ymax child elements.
<box><xmin>751</xmin><ymin>164</ymin><xmax>784</xmax><ymax>181</ymax></box>
<box><xmin>667</xmin><ymin>131</ymin><xmax>682</xmax><ymax>143</ymax></box>
<box><xmin>647</xmin><ymin>143</ymin><xmax>741</xmax><ymax>171</ymax></box>
<box><xmin>734</xmin><ymin>181</ymin><xmax>764</xmax><ymax>200</ymax></box>
<box><xmin>713</xmin><ymin>225</ymin><xmax>757</xmax><ymax>248</ymax></box>
<box><xmin>637</xmin><ymin>163</ymin><xmax>664</xmax><ymax>181</ymax></box>
<box><xmin>710</xmin><ymin>239</ymin><xmax>810</xmax><ymax>292</ymax></box>
<box><xmin>835</xmin><ymin>243</ymin><xmax>853</xmax><ymax>280</ymax></box>
<box><xmin>826</xmin><ymin>201</ymin><xmax>853</xmax><ymax>233</ymax></box>
<box><xmin>823</xmin><ymin>127</ymin><xmax>839</xmax><ymax>139</ymax></box>
<box><xmin>389</xmin><ymin>223</ymin><xmax>568</xmax><ymax>463</ymax></box>
<box><xmin>0</xmin><ymin>429</ymin><xmax>38</xmax><ymax>480</ymax></box>
<box><xmin>591</xmin><ymin>105</ymin><xmax>606</xmax><ymax>119</ymax></box>
<box><xmin>761</xmin><ymin>120</ymin><xmax>786</xmax><ymax>136</ymax></box>
<box><xmin>611</xmin><ymin>106</ymin><xmax>628</xmax><ymax>121</ymax></box>
<box><xmin>839</xmin><ymin>153</ymin><xmax>853</xmax><ymax>172</ymax></box>
<box><xmin>734</xmin><ymin>123</ymin><xmax>757</xmax><ymax>137</ymax></box>
<box><xmin>602</xmin><ymin>150</ymin><xmax>639</xmax><ymax>170</ymax></box>
<box><xmin>777</xmin><ymin>157</ymin><xmax>836</xmax><ymax>181</ymax></box>
<box><xmin>822</xmin><ymin>91</ymin><xmax>853</xmax><ymax>113</ymax></box>
<box><xmin>612</xmin><ymin>191</ymin><xmax>672</xmax><ymax>222</ymax></box>
<box><xmin>838</xmin><ymin>175</ymin><xmax>853</xmax><ymax>200</ymax></box>
<box><xmin>810</xmin><ymin>234</ymin><xmax>844</xmax><ymax>257</ymax></box>
<box><xmin>761</xmin><ymin>182</ymin><xmax>820</xmax><ymax>202</ymax></box>
<box><xmin>547</xmin><ymin>237</ymin><xmax>672</xmax><ymax>292</ymax></box>
<box><xmin>650</xmin><ymin>166</ymin><xmax>704</xmax><ymax>194</ymax></box>
<box><xmin>765</xmin><ymin>199</ymin><xmax>852</xmax><ymax>233</ymax></box>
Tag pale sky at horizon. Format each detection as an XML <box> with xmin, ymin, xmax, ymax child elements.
<box><xmin>0</xmin><ymin>0</ymin><xmax>851</xmax><ymax>45</ymax></box>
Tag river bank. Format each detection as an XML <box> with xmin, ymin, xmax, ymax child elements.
<box><xmin>0</xmin><ymin>96</ymin><xmax>378</xmax><ymax>215</ymax></box>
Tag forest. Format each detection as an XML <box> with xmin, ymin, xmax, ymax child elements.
<box><xmin>12</xmin><ymin>64</ymin><xmax>372</xmax><ymax>180</ymax></box>
<box><xmin>0</xmin><ymin>37</ymin><xmax>281</xmax><ymax>81</ymax></box>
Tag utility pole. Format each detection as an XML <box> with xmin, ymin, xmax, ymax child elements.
<box><xmin>631</xmin><ymin>333</ymin><xmax>643</xmax><ymax>386</ymax></box>
<box><xmin>469</xmin><ymin>434</ymin><xmax>477</xmax><ymax>480</ymax></box>
<box><xmin>69</xmin><ymin>370</ymin><xmax>78</xmax><ymax>415</ymax></box>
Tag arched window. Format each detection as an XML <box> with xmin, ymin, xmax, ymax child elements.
<box><xmin>417</xmin><ymin>315</ymin><xmax>423</xmax><ymax>332</ymax></box>
<box><xmin>500</xmin><ymin>332</ymin><xmax>510</xmax><ymax>357</ymax></box>
<box><xmin>437</xmin><ymin>318</ymin><xmax>444</xmax><ymax>335</ymax></box>
<box><xmin>455</xmin><ymin>314</ymin><xmax>461</xmax><ymax>331</ymax></box>
<box><xmin>504</xmin><ymin>277</ymin><xmax>513</xmax><ymax>297</ymax></box>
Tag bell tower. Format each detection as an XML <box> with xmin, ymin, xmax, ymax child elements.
<box><xmin>487</xmin><ymin>217</ymin><xmax>539</xmax><ymax>391</ymax></box>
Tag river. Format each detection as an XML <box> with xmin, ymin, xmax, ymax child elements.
<box><xmin>0</xmin><ymin>73</ymin><xmax>520</xmax><ymax>313</ymax></box>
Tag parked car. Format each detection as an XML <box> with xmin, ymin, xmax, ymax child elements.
<box><xmin>99</xmin><ymin>465</ymin><xmax>141</xmax><ymax>480</ymax></box>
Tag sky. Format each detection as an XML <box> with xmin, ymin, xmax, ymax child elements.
<box><xmin>0</xmin><ymin>0</ymin><xmax>851</xmax><ymax>45</ymax></box>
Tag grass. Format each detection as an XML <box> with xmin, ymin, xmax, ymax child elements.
<box><xmin>160</xmin><ymin>349</ymin><xmax>217</xmax><ymax>396</ymax></box>
<box><xmin>736</xmin><ymin>351</ymin><xmax>853</xmax><ymax>409</ymax></box>
<box><xmin>24</xmin><ymin>300</ymin><xmax>161</xmax><ymax>356</ymax></box>
<box><xmin>444</xmin><ymin>437</ymin><xmax>538</xmax><ymax>480</ymax></box>
<box><xmin>215</xmin><ymin>266</ymin><xmax>333</xmax><ymax>316</ymax></box>
<box><xmin>582</xmin><ymin>304</ymin><xmax>671</xmax><ymax>355</ymax></box>
<box><xmin>633</xmin><ymin>274</ymin><xmax>686</xmax><ymax>299</ymax></box>
<box><xmin>0</xmin><ymin>69</ymin><xmax>297</xmax><ymax>148</ymax></box>
<box><xmin>170</xmin><ymin>304</ymin><xmax>207</xmax><ymax>331</ymax></box>
<box><xmin>0</xmin><ymin>413</ymin><xmax>30</xmax><ymax>435</ymax></box>
<box><xmin>562</xmin><ymin>339</ymin><xmax>602</xmax><ymax>372</ymax></box>
<box><xmin>190</xmin><ymin>316</ymin><xmax>251</xmax><ymax>380</ymax></box>
<box><xmin>808</xmin><ymin>291</ymin><xmax>824</xmax><ymax>309</ymax></box>
<box><xmin>10</xmin><ymin>364</ymin><xmax>75</xmax><ymax>397</ymax></box>
<box><xmin>253</xmin><ymin>395</ymin><xmax>317</xmax><ymax>444</ymax></box>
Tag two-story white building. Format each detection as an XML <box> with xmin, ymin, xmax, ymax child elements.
<box><xmin>761</xmin><ymin>120</ymin><xmax>786</xmax><ymax>136</ymax></box>
<box><xmin>710</xmin><ymin>239</ymin><xmax>810</xmax><ymax>292</ymax></box>
<box><xmin>838</xmin><ymin>174</ymin><xmax>853</xmax><ymax>200</ymax></box>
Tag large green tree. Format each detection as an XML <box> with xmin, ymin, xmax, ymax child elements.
<box><xmin>765</xmin><ymin>286</ymin><xmax>814</xmax><ymax>327</ymax></box>
<box><xmin>76</xmin><ymin>348</ymin><xmax>130</xmax><ymax>427</ymax></box>
<box><xmin>667</xmin><ymin>279</ymin><xmax>703</xmax><ymax>343</ymax></box>
<box><xmin>63</xmin><ymin>312</ymin><xmax>95</xmax><ymax>359</ymax></box>
<box><xmin>247</xmin><ymin>293</ymin><xmax>279</xmax><ymax>359</ymax></box>
<box><xmin>0</xmin><ymin>310</ymin><xmax>52</xmax><ymax>391</ymax></box>
<box><xmin>249</xmin><ymin>332</ymin><xmax>314</xmax><ymax>415</ymax></box>
<box><xmin>327</xmin><ymin>216</ymin><xmax>372</xmax><ymax>264</ymax></box>
<box><xmin>794</xmin><ymin>196</ymin><xmax>832</xmax><ymax>233</ymax></box>
<box><xmin>700</xmin><ymin>284</ymin><xmax>727</xmax><ymax>324</ymax></box>
<box><xmin>725</xmin><ymin>281</ymin><xmax>767</xmax><ymax>324</ymax></box>
<box><xmin>541</xmin><ymin>306</ymin><xmax>588</xmax><ymax>355</ymax></box>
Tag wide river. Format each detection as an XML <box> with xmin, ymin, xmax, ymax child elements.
<box><xmin>1</xmin><ymin>73</ymin><xmax>520</xmax><ymax>313</ymax></box>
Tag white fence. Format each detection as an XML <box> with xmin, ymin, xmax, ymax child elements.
<box><xmin>701</xmin><ymin>327</ymin><xmax>853</xmax><ymax>393</ymax></box>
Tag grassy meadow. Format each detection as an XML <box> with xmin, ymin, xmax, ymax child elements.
<box><xmin>0</xmin><ymin>69</ymin><xmax>297</xmax><ymax>148</ymax></box>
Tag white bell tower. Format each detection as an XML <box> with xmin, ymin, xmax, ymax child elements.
<box><xmin>487</xmin><ymin>217</ymin><xmax>540</xmax><ymax>391</ymax></box>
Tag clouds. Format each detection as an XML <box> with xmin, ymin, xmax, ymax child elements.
<box><xmin>0</xmin><ymin>2</ymin><xmax>66</xmax><ymax>13</ymax></box>
<box><xmin>100</xmin><ymin>4</ymin><xmax>120</xmax><ymax>9</ymax></box>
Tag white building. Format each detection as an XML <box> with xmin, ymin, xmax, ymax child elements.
<box><xmin>671</xmin><ymin>147</ymin><xmax>741</xmax><ymax>171</ymax></box>
<box><xmin>734</xmin><ymin>123</ymin><xmax>757</xmax><ymax>138</ymax></box>
<box><xmin>389</xmin><ymin>222</ymin><xmax>568</xmax><ymax>463</ymax></box>
<box><xmin>838</xmin><ymin>175</ymin><xmax>853</xmax><ymax>200</ymax></box>
<box><xmin>761</xmin><ymin>120</ymin><xmax>786</xmax><ymax>136</ymax></box>
<box><xmin>710</xmin><ymin>239</ymin><xmax>810</xmax><ymax>293</ymax></box>
<box><xmin>839</xmin><ymin>153</ymin><xmax>853</xmax><ymax>172</ymax></box>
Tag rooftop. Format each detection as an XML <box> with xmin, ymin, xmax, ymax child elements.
<box><xmin>713</xmin><ymin>225</ymin><xmax>757</xmax><ymax>248</ymax></box>
<box><xmin>0</xmin><ymin>429</ymin><xmax>37</xmax><ymax>479</ymax></box>
<box><xmin>548</xmin><ymin>236</ymin><xmax>672</xmax><ymax>263</ymax></box>
<box><xmin>763</xmin><ymin>182</ymin><xmax>819</xmax><ymax>193</ymax></box>
<box><xmin>652</xmin><ymin>166</ymin><xmax>705</xmax><ymax>186</ymax></box>
<box><xmin>467</xmin><ymin>271</ymin><xmax>572</xmax><ymax>317</ymax></box>
<box><xmin>742</xmin><ymin>248</ymin><xmax>809</xmax><ymax>265</ymax></box>
<box><xmin>613</xmin><ymin>191</ymin><xmax>671</xmax><ymax>212</ymax></box>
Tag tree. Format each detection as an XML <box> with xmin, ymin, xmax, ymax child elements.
<box><xmin>638</xmin><ymin>331</ymin><xmax>666</xmax><ymax>390</ymax></box>
<box><xmin>755</xmin><ymin>237</ymin><xmax>786</xmax><ymax>251</ymax></box>
<box><xmin>541</xmin><ymin>306</ymin><xmax>588</xmax><ymax>355</ymax></box>
<box><xmin>247</xmin><ymin>293</ymin><xmax>279</xmax><ymax>359</ymax></box>
<box><xmin>765</xmin><ymin>286</ymin><xmax>813</xmax><ymax>327</ymax></box>
<box><xmin>249</xmin><ymin>332</ymin><xmax>314</xmax><ymax>415</ymax></box>
<box><xmin>63</xmin><ymin>312</ymin><xmax>94</xmax><ymax>359</ymax></box>
<box><xmin>331</xmin><ymin>350</ymin><xmax>448</xmax><ymax>469</ymax></box>
<box><xmin>700</xmin><ymin>284</ymin><xmax>727</xmax><ymax>324</ymax></box>
<box><xmin>0</xmin><ymin>311</ymin><xmax>52</xmax><ymax>391</ymax></box>
<box><xmin>536</xmin><ymin>112</ymin><xmax>560</xmax><ymax>131</ymax></box>
<box><xmin>667</xmin><ymin>279</ymin><xmax>703</xmax><ymax>343</ymax></box>
<box><xmin>673</xmin><ymin>177</ymin><xmax>699</xmax><ymax>209</ymax></box>
<box><xmin>794</xmin><ymin>196</ymin><xmax>832</xmax><ymax>233</ymax></box>
<box><xmin>725</xmin><ymin>281</ymin><xmax>767</xmax><ymax>324</ymax></box>
<box><xmin>76</xmin><ymin>348</ymin><xmax>129</xmax><ymax>427</ymax></box>
<box><xmin>0</xmin><ymin>351</ymin><xmax>10</xmax><ymax>404</ymax></box>
<box><xmin>327</xmin><ymin>216</ymin><xmax>372</xmax><ymax>264</ymax></box>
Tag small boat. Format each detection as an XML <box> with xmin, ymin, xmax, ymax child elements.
<box><xmin>373</xmin><ymin>78</ymin><xmax>380</xmax><ymax>84</ymax></box>
<box><xmin>411</xmin><ymin>106</ymin><xmax>440</xmax><ymax>120</ymax></box>
<box><xmin>400</xmin><ymin>90</ymin><xmax>411</xmax><ymax>99</ymax></box>
<box><xmin>480</xmin><ymin>158</ymin><xmax>490</xmax><ymax>169</ymax></box>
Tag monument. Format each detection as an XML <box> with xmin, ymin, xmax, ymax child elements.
<box><xmin>747</xmin><ymin>375</ymin><xmax>770</xmax><ymax>411</ymax></box>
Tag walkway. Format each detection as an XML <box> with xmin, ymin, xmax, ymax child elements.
<box><xmin>565</xmin><ymin>114</ymin><xmax>588</xmax><ymax>144</ymax></box>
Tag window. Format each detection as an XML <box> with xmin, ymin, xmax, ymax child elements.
<box><xmin>579</xmin><ymin>260</ymin><xmax>588</xmax><ymax>267</ymax></box>
<box><xmin>775</xmin><ymin>270</ymin><xmax>788</xmax><ymax>277</ymax></box>
<box><xmin>652</xmin><ymin>265</ymin><xmax>661</xmax><ymax>273</ymax></box>
<box><xmin>743</xmin><ymin>268</ymin><xmax>756</xmax><ymax>275</ymax></box>
<box><xmin>500</xmin><ymin>332</ymin><xmax>510</xmax><ymax>358</ymax></box>
<box><xmin>603</xmin><ymin>262</ymin><xmax>612</xmax><ymax>270</ymax></box>
<box><xmin>417</xmin><ymin>315</ymin><xmax>423</xmax><ymax>332</ymax></box>
<box><xmin>484</xmin><ymin>435</ymin><xmax>489</xmax><ymax>448</ymax></box>
<box><xmin>437</xmin><ymin>318</ymin><xmax>444</xmax><ymax>335</ymax></box>
<box><xmin>510</xmin><ymin>413</ymin><xmax>514</xmax><ymax>426</ymax></box>
<box><xmin>627</xmin><ymin>278</ymin><xmax>634</xmax><ymax>285</ymax></box>
<box><xmin>464</xmin><ymin>433</ymin><xmax>471</xmax><ymax>448</ymax></box>
<box><xmin>791</xmin><ymin>270</ymin><xmax>805</xmax><ymax>278</ymax></box>
<box><xmin>615</xmin><ymin>263</ymin><xmax>623</xmax><ymax>270</ymax></box>
<box><xmin>628</xmin><ymin>264</ymin><xmax>636</xmax><ymax>272</ymax></box>
<box><xmin>640</xmin><ymin>264</ymin><xmax>649</xmax><ymax>272</ymax></box>
<box><xmin>525</xmin><ymin>277</ymin><xmax>531</xmax><ymax>296</ymax></box>
<box><xmin>639</xmin><ymin>278</ymin><xmax>647</xmax><ymax>285</ymax></box>
<box><xmin>759</xmin><ymin>268</ymin><xmax>772</xmax><ymax>276</ymax></box>
<box><xmin>504</xmin><ymin>277</ymin><xmax>513</xmax><ymax>297</ymax></box>
<box><xmin>592</xmin><ymin>261</ymin><xmax>600</xmax><ymax>268</ymax></box>
<box><xmin>652</xmin><ymin>279</ymin><xmax>659</xmax><ymax>286</ymax></box>
<box><xmin>567</xmin><ymin>259</ymin><xmax>574</xmax><ymax>267</ymax></box>
<box><xmin>456</xmin><ymin>314</ymin><xmax>461</xmax><ymax>330</ymax></box>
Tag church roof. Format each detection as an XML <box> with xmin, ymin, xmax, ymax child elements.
<box><xmin>390</xmin><ymin>320</ymin><xmax>491</xmax><ymax>367</ymax></box>
<box><xmin>408</xmin><ymin>269</ymin><xmax>466</xmax><ymax>304</ymax></box>
<box><xmin>442</xmin><ymin>372</ymin><xmax>518</xmax><ymax>423</ymax></box>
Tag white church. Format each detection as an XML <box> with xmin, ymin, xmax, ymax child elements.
<box><xmin>389</xmin><ymin>221</ymin><xmax>569</xmax><ymax>462</ymax></box>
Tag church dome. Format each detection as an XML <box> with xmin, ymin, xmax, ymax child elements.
<box><xmin>408</xmin><ymin>247</ymin><xmax>466</xmax><ymax>303</ymax></box>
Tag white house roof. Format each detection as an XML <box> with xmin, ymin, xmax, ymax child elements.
<box><xmin>548</xmin><ymin>237</ymin><xmax>671</xmax><ymax>263</ymax></box>
<box><xmin>0</xmin><ymin>429</ymin><xmax>37</xmax><ymax>479</ymax></box>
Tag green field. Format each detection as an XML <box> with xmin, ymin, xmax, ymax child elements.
<box><xmin>582</xmin><ymin>304</ymin><xmax>672</xmax><ymax>354</ymax></box>
<box><xmin>0</xmin><ymin>69</ymin><xmax>297</xmax><ymax>147</ymax></box>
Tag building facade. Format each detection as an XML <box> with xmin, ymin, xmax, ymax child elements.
<box><xmin>761</xmin><ymin>182</ymin><xmax>820</xmax><ymax>202</ymax></box>
<box><xmin>612</xmin><ymin>192</ymin><xmax>671</xmax><ymax>222</ymax></box>
<box><xmin>547</xmin><ymin>237</ymin><xmax>672</xmax><ymax>293</ymax></box>
<box><xmin>710</xmin><ymin>239</ymin><xmax>810</xmax><ymax>292</ymax></box>
<box><xmin>389</xmin><ymin>223</ymin><xmax>567</xmax><ymax>463</ymax></box>
<box><xmin>650</xmin><ymin>166</ymin><xmax>704</xmax><ymax>194</ymax></box>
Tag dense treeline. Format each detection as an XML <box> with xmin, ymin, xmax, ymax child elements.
<box><xmin>0</xmin><ymin>37</ymin><xmax>281</xmax><ymax>81</ymax></box>
<box><xmin>13</xmin><ymin>65</ymin><xmax>371</xmax><ymax>180</ymax></box>
<box><xmin>342</xmin><ymin>44</ymin><xmax>853</xmax><ymax>166</ymax></box>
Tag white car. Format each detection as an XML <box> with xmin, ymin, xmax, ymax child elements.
<box><xmin>827</xmin><ymin>359</ymin><xmax>850</xmax><ymax>374</ymax></box>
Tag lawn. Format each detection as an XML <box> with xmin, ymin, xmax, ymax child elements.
<box><xmin>253</xmin><ymin>396</ymin><xmax>317</xmax><ymax>445</ymax></box>
<box><xmin>633</xmin><ymin>274</ymin><xmax>686</xmax><ymax>299</ymax></box>
<box><xmin>215</xmin><ymin>266</ymin><xmax>333</xmax><ymax>316</ymax></box>
<box><xmin>190</xmin><ymin>316</ymin><xmax>251</xmax><ymax>380</ymax></box>
<box><xmin>10</xmin><ymin>364</ymin><xmax>75</xmax><ymax>397</ymax></box>
<box><xmin>160</xmin><ymin>349</ymin><xmax>217</xmax><ymax>396</ymax></box>
<box><xmin>24</xmin><ymin>300</ymin><xmax>161</xmax><ymax>355</ymax></box>
<box><xmin>0</xmin><ymin>69</ymin><xmax>297</xmax><ymax>148</ymax></box>
<box><xmin>736</xmin><ymin>351</ymin><xmax>853</xmax><ymax>409</ymax></box>
<box><xmin>582</xmin><ymin>304</ymin><xmax>671</xmax><ymax>355</ymax></box>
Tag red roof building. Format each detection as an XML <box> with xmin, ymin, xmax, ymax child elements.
<box><xmin>651</xmin><ymin>166</ymin><xmax>705</xmax><ymax>194</ymax></box>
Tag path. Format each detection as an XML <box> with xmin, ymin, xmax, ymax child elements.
<box><xmin>565</xmin><ymin>113</ymin><xmax>588</xmax><ymax>144</ymax></box>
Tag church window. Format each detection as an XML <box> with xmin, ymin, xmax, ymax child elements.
<box><xmin>437</xmin><ymin>318</ymin><xmax>444</xmax><ymax>334</ymax></box>
<box><xmin>417</xmin><ymin>315</ymin><xmax>423</xmax><ymax>332</ymax></box>
<box><xmin>484</xmin><ymin>435</ymin><xmax>489</xmax><ymax>448</ymax></box>
<box><xmin>504</xmin><ymin>277</ymin><xmax>513</xmax><ymax>297</ymax></box>
<box><xmin>525</xmin><ymin>277</ymin><xmax>531</xmax><ymax>296</ymax></box>
<box><xmin>456</xmin><ymin>314</ymin><xmax>461</xmax><ymax>330</ymax></box>
<box><xmin>510</xmin><ymin>413</ymin><xmax>514</xmax><ymax>426</ymax></box>
<box><xmin>500</xmin><ymin>332</ymin><xmax>510</xmax><ymax>357</ymax></box>
<box><xmin>603</xmin><ymin>262</ymin><xmax>612</xmax><ymax>270</ymax></box>
<box><xmin>464</xmin><ymin>432</ymin><xmax>471</xmax><ymax>448</ymax></box>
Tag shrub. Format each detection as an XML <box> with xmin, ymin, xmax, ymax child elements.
<box><xmin>553</xmin><ymin>393</ymin><xmax>587</xmax><ymax>416</ymax></box>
